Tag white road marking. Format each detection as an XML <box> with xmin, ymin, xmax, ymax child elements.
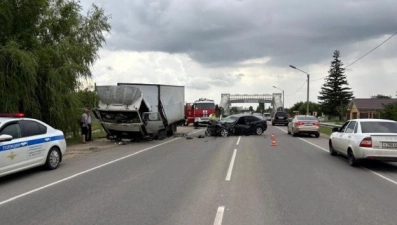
<box><xmin>213</xmin><ymin>206</ymin><xmax>225</xmax><ymax>225</ymax></box>
<box><xmin>274</xmin><ymin>126</ymin><xmax>397</xmax><ymax>187</ymax></box>
<box><xmin>225</xmin><ymin>149</ymin><xmax>237</xmax><ymax>181</ymax></box>
<box><xmin>236</xmin><ymin>136</ymin><xmax>241</xmax><ymax>145</ymax></box>
<box><xmin>0</xmin><ymin>129</ymin><xmax>204</xmax><ymax>206</ymax></box>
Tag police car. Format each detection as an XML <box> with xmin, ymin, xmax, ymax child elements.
<box><xmin>0</xmin><ymin>113</ymin><xmax>67</xmax><ymax>177</ymax></box>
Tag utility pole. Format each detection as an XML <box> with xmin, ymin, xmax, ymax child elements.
<box><xmin>290</xmin><ymin>65</ymin><xmax>310</xmax><ymax>115</ymax></box>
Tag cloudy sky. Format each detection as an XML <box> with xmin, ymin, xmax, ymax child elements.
<box><xmin>81</xmin><ymin>0</ymin><xmax>397</xmax><ymax>108</ymax></box>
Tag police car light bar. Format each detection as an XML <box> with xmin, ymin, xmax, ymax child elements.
<box><xmin>0</xmin><ymin>113</ymin><xmax>25</xmax><ymax>118</ymax></box>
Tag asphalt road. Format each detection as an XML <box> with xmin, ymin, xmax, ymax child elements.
<box><xmin>2</xmin><ymin>124</ymin><xmax>397</xmax><ymax>225</ymax></box>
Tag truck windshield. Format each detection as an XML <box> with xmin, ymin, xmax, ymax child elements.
<box><xmin>195</xmin><ymin>103</ymin><xmax>215</xmax><ymax>109</ymax></box>
<box><xmin>99</xmin><ymin>111</ymin><xmax>141</xmax><ymax>123</ymax></box>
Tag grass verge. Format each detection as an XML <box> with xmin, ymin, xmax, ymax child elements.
<box><xmin>319</xmin><ymin>126</ymin><xmax>332</xmax><ymax>136</ymax></box>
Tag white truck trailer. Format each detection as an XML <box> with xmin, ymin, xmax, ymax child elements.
<box><xmin>93</xmin><ymin>83</ymin><xmax>185</xmax><ymax>141</ymax></box>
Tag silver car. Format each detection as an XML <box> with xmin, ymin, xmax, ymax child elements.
<box><xmin>287</xmin><ymin>115</ymin><xmax>320</xmax><ymax>137</ymax></box>
<box><xmin>329</xmin><ymin>119</ymin><xmax>397</xmax><ymax>166</ymax></box>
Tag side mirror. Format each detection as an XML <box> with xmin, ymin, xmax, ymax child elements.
<box><xmin>0</xmin><ymin>134</ymin><xmax>13</xmax><ymax>142</ymax></box>
<box><xmin>332</xmin><ymin>127</ymin><xmax>339</xmax><ymax>133</ymax></box>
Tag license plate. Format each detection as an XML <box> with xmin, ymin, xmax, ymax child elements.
<box><xmin>278</xmin><ymin>117</ymin><xmax>284</xmax><ymax>119</ymax></box>
<box><xmin>382</xmin><ymin>142</ymin><xmax>397</xmax><ymax>148</ymax></box>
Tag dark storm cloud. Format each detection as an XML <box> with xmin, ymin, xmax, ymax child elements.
<box><xmin>88</xmin><ymin>0</ymin><xmax>397</xmax><ymax>67</ymax></box>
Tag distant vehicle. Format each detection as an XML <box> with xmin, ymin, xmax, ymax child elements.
<box><xmin>0</xmin><ymin>113</ymin><xmax>67</xmax><ymax>177</ymax></box>
<box><xmin>185</xmin><ymin>98</ymin><xmax>215</xmax><ymax>127</ymax></box>
<box><xmin>271</xmin><ymin>111</ymin><xmax>289</xmax><ymax>126</ymax></box>
<box><xmin>214</xmin><ymin>114</ymin><xmax>267</xmax><ymax>136</ymax></box>
<box><xmin>329</xmin><ymin>119</ymin><xmax>397</xmax><ymax>166</ymax></box>
<box><xmin>252</xmin><ymin>113</ymin><xmax>264</xmax><ymax>120</ymax></box>
<box><xmin>287</xmin><ymin>115</ymin><xmax>320</xmax><ymax>138</ymax></box>
<box><xmin>263</xmin><ymin>113</ymin><xmax>271</xmax><ymax>121</ymax></box>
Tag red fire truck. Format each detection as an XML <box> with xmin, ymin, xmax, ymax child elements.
<box><xmin>185</xmin><ymin>98</ymin><xmax>216</xmax><ymax>126</ymax></box>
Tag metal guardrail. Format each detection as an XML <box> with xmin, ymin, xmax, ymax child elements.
<box><xmin>320</xmin><ymin>123</ymin><xmax>341</xmax><ymax>128</ymax></box>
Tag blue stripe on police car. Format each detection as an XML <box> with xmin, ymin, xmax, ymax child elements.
<box><xmin>0</xmin><ymin>135</ymin><xmax>64</xmax><ymax>152</ymax></box>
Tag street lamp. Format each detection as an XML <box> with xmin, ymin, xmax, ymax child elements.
<box><xmin>289</xmin><ymin>65</ymin><xmax>310</xmax><ymax>115</ymax></box>
<box><xmin>272</xmin><ymin>86</ymin><xmax>284</xmax><ymax>111</ymax></box>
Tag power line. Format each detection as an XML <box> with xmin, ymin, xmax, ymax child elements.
<box><xmin>311</xmin><ymin>31</ymin><xmax>397</xmax><ymax>82</ymax></box>
<box><xmin>345</xmin><ymin>31</ymin><xmax>397</xmax><ymax>68</ymax></box>
<box><xmin>286</xmin><ymin>80</ymin><xmax>307</xmax><ymax>96</ymax></box>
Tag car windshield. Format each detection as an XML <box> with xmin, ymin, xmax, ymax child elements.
<box><xmin>221</xmin><ymin>116</ymin><xmax>238</xmax><ymax>123</ymax></box>
<box><xmin>297</xmin><ymin>116</ymin><xmax>318</xmax><ymax>121</ymax></box>
<box><xmin>275</xmin><ymin>112</ymin><xmax>287</xmax><ymax>117</ymax></box>
<box><xmin>360</xmin><ymin>121</ymin><xmax>397</xmax><ymax>133</ymax></box>
<box><xmin>195</xmin><ymin>103</ymin><xmax>215</xmax><ymax>109</ymax></box>
<box><xmin>263</xmin><ymin>113</ymin><xmax>270</xmax><ymax>116</ymax></box>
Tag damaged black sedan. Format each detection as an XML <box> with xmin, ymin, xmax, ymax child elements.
<box><xmin>205</xmin><ymin>114</ymin><xmax>267</xmax><ymax>137</ymax></box>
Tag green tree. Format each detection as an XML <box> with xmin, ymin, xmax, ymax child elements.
<box><xmin>318</xmin><ymin>50</ymin><xmax>353</xmax><ymax>120</ymax></box>
<box><xmin>0</xmin><ymin>0</ymin><xmax>110</xmax><ymax>134</ymax></box>
<box><xmin>371</xmin><ymin>94</ymin><xmax>392</xmax><ymax>99</ymax></box>
<box><xmin>289</xmin><ymin>101</ymin><xmax>304</xmax><ymax>113</ymax></box>
<box><xmin>379</xmin><ymin>102</ymin><xmax>397</xmax><ymax>121</ymax></box>
<box><xmin>248</xmin><ymin>106</ymin><xmax>254</xmax><ymax>112</ymax></box>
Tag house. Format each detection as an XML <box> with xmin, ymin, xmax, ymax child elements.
<box><xmin>346</xmin><ymin>98</ymin><xmax>397</xmax><ymax>119</ymax></box>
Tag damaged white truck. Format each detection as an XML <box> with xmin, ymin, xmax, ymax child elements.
<box><xmin>93</xmin><ymin>83</ymin><xmax>185</xmax><ymax>141</ymax></box>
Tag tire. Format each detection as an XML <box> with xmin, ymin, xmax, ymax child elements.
<box><xmin>315</xmin><ymin>132</ymin><xmax>320</xmax><ymax>138</ymax></box>
<box><xmin>157</xmin><ymin>130</ymin><xmax>166</xmax><ymax>140</ymax></box>
<box><xmin>329</xmin><ymin>141</ymin><xmax>337</xmax><ymax>156</ymax></box>
<box><xmin>194</xmin><ymin>122</ymin><xmax>199</xmax><ymax>128</ymax></box>
<box><xmin>255</xmin><ymin>126</ymin><xmax>263</xmax><ymax>135</ymax></box>
<box><xmin>220</xmin><ymin>128</ymin><xmax>228</xmax><ymax>137</ymax></box>
<box><xmin>347</xmin><ymin>149</ymin><xmax>358</xmax><ymax>167</ymax></box>
<box><xmin>272</xmin><ymin>123</ymin><xmax>275</xmax><ymax>126</ymax></box>
<box><xmin>45</xmin><ymin>147</ymin><xmax>61</xmax><ymax>170</ymax></box>
<box><xmin>292</xmin><ymin>131</ymin><xmax>298</xmax><ymax>137</ymax></box>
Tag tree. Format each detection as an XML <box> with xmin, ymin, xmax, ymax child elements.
<box><xmin>371</xmin><ymin>94</ymin><xmax>392</xmax><ymax>99</ymax></box>
<box><xmin>379</xmin><ymin>102</ymin><xmax>397</xmax><ymax>121</ymax></box>
<box><xmin>318</xmin><ymin>50</ymin><xmax>354</xmax><ymax>120</ymax></box>
<box><xmin>0</xmin><ymin>0</ymin><xmax>110</xmax><ymax>134</ymax></box>
<box><xmin>249</xmin><ymin>106</ymin><xmax>254</xmax><ymax>112</ymax></box>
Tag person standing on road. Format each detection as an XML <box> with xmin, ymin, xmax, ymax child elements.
<box><xmin>81</xmin><ymin>108</ymin><xmax>88</xmax><ymax>144</ymax></box>
<box><xmin>86</xmin><ymin>109</ymin><xmax>92</xmax><ymax>142</ymax></box>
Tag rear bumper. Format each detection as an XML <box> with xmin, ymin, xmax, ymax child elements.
<box><xmin>272</xmin><ymin>120</ymin><xmax>288</xmax><ymax>124</ymax></box>
<box><xmin>357</xmin><ymin>148</ymin><xmax>397</xmax><ymax>160</ymax></box>
<box><xmin>295</xmin><ymin>126</ymin><xmax>319</xmax><ymax>133</ymax></box>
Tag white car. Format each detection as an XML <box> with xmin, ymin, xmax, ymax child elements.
<box><xmin>0</xmin><ymin>113</ymin><xmax>67</xmax><ymax>177</ymax></box>
<box><xmin>329</xmin><ymin>119</ymin><xmax>397</xmax><ymax>166</ymax></box>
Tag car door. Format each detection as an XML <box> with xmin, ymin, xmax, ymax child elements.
<box><xmin>245</xmin><ymin>116</ymin><xmax>260</xmax><ymax>133</ymax></box>
<box><xmin>338</xmin><ymin>121</ymin><xmax>357</xmax><ymax>155</ymax></box>
<box><xmin>20</xmin><ymin>120</ymin><xmax>51</xmax><ymax>165</ymax></box>
<box><xmin>332</xmin><ymin>121</ymin><xmax>350</xmax><ymax>151</ymax></box>
<box><xmin>0</xmin><ymin>122</ymin><xmax>28</xmax><ymax>174</ymax></box>
<box><xmin>234</xmin><ymin>117</ymin><xmax>250</xmax><ymax>135</ymax></box>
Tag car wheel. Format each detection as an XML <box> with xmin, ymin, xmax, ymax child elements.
<box><xmin>272</xmin><ymin>123</ymin><xmax>275</xmax><ymax>126</ymax></box>
<box><xmin>347</xmin><ymin>149</ymin><xmax>358</xmax><ymax>167</ymax></box>
<box><xmin>45</xmin><ymin>147</ymin><xmax>61</xmax><ymax>170</ymax></box>
<box><xmin>292</xmin><ymin>131</ymin><xmax>298</xmax><ymax>137</ymax></box>
<box><xmin>329</xmin><ymin>141</ymin><xmax>337</xmax><ymax>156</ymax></box>
<box><xmin>315</xmin><ymin>132</ymin><xmax>320</xmax><ymax>138</ymax></box>
<box><xmin>220</xmin><ymin>128</ymin><xmax>228</xmax><ymax>137</ymax></box>
<box><xmin>255</xmin><ymin>126</ymin><xmax>263</xmax><ymax>135</ymax></box>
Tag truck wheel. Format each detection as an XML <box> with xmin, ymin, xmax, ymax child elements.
<box><xmin>158</xmin><ymin>130</ymin><xmax>166</xmax><ymax>140</ymax></box>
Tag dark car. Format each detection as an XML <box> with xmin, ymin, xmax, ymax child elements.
<box><xmin>219</xmin><ymin>114</ymin><xmax>267</xmax><ymax>135</ymax></box>
<box><xmin>272</xmin><ymin>111</ymin><xmax>289</xmax><ymax>126</ymax></box>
